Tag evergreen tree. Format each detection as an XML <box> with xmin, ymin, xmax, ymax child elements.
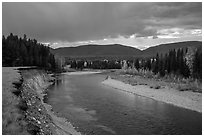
<box><xmin>159</xmin><ymin>54</ymin><xmax>165</xmax><ymax>76</ymax></box>
<box><xmin>182</xmin><ymin>58</ymin><xmax>190</xmax><ymax>78</ymax></box>
<box><xmin>153</xmin><ymin>53</ymin><xmax>159</xmax><ymax>74</ymax></box>
<box><xmin>2</xmin><ymin>33</ymin><xmax>56</xmax><ymax>70</ymax></box>
<box><xmin>145</xmin><ymin>59</ymin><xmax>151</xmax><ymax>70</ymax></box>
<box><xmin>192</xmin><ymin>46</ymin><xmax>202</xmax><ymax>79</ymax></box>
<box><xmin>134</xmin><ymin>59</ymin><xmax>140</xmax><ymax>70</ymax></box>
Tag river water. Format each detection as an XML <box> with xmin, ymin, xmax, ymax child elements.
<box><xmin>44</xmin><ymin>73</ymin><xmax>202</xmax><ymax>135</ymax></box>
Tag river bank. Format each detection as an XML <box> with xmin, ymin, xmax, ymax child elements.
<box><xmin>20</xmin><ymin>69</ymin><xmax>81</xmax><ymax>135</ymax></box>
<box><xmin>102</xmin><ymin>76</ymin><xmax>202</xmax><ymax>113</ymax></box>
<box><xmin>62</xmin><ymin>71</ymin><xmax>102</xmax><ymax>75</ymax></box>
<box><xmin>2</xmin><ymin>67</ymin><xmax>80</xmax><ymax>135</ymax></box>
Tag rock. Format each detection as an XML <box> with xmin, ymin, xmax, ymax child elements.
<box><xmin>32</xmin><ymin>117</ymin><xmax>36</xmax><ymax>121</ymax></box>
<box><xmin>37</xmin><ymin>120</ymin><xmax>41</xmax><ymax>124</ymax></box>
<box><xmin>27</xmin><ymin>101</ymin><xmax>31</xmax><ymax>106</ymax></box>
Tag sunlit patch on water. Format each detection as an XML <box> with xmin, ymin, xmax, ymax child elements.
<box><xmin>95</xmin><ymin>125</ymin><xmax>116</xmax><ymax>134</ymax></box>
<box><xmin>64</xmin><ymin>104</ymin><xmax>97</xmax><ymax>121</ymax></box>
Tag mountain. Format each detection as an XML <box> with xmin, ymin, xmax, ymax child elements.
<box><xmin>51</xmin><ymin>44</ymin><xmax>142</xmax><ymax>59</ymax></box>
<box><xmin>51</xmin><ymin>41</ymin><xmax>202</xmax><ymax>59</ymax></box>
<box><xmin>142</xmin><ymin>41</ymin><xmax>202</xmax><ymax>58</ymax></box>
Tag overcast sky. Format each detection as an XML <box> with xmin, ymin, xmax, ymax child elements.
<box><xmin>2</xmin><ymin>2</ymin><xmax>202</xmax><ymax>49</ymax></box>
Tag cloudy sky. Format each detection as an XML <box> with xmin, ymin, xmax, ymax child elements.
<box><xmin>2</xmin><ymin>2</ymin><xmax>202</xmax><ymax>50</ymax></box>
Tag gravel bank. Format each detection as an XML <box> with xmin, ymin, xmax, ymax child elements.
<box><xmin>62</xmin><ymin>71</ymin><xmax>102</xmax><ymax>75</ymax></box>
<box><xmin>102</xmin><ymin>77</ymin><xmax>202</xmax><ymax>113</ymax></box>
<box><xmin>20</xmin><ymin>69</ymin><xmax>80</xmax><ymax>135</ymax></box>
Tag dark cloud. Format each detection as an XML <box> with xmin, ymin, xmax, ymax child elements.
<box><xmin>151</xmin><ymin>3</ymin><xmax>202</xmax><ymax>29</ymax></box>
<box><xmin>2</xmin><ymin>2</ymin><xmax>202</xmax><ymax>42</ymax></box>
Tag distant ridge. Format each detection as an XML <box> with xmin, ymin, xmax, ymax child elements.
<box><xmin>141</xmin><ymin>41</ymin><xmax>202</xmax><ymax>58</ymax></box>
<box><xmin>51</xmin><ymin>44</ymin><xmax>142</xmax><ymax>58</ymax></box>
<box><xmin>51</xmin><ymin>41</ymin><xmax>202</xmax><ymax>59</ymax></box>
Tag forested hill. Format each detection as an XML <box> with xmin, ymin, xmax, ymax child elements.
<box><xmin>52</xmin><ymin>41</ymin><xmax>202</xmax><ymax>58</ymax></box>
<box><xmin>141</xmin><ymin>41</ymin><xmax>202</xmax><ymax>58</ymax></box>
<box><xmin>52</xmin><ymin>44</ymin><xmax>142</xmax><ymax>57</ymax></box>
<box><xmin>2</xmin><ymin>33</ymin><xmax>56</xmax><ymax>69</ymax></box>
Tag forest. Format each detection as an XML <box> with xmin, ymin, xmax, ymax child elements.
<box><xmin>2</xmin><ymin>33</ymin><xmax>56</xmax><ymax>70</ymax></box>
<box><xmin>69</xmin><ymin>46</ymin><xmax>202</xmax><ymax>80</ymax></box>
<box><xmin>70</xmin><ymin>60</ymin><xmax>121</xmax><ymax>70</ymax></box>
<box><xmin>134</xmin><ymin>47</ymin><xmax>201</xmax><ymax>80</ymax></box>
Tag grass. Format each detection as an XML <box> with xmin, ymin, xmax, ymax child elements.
<box><xmin>114</xmin><ymin>68</ymin><xmax>202</xmax><ymax>93</ymax></box>
<box><xmin>119</xmin><ymin>68</ymin><xmax>155</xmax><ymax>79</ymax></box>
<box><xmin>176</xmin><ymin>79</ymin><xmax>202</xmax><ymax>93</ymax></box>
<box><xmin>2</xmin><ymin>67</ymin><xmax>29</xmax><ymax>135</ymax></box>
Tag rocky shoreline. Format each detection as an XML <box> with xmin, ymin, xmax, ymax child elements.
<box><xmin>19</xmin><ymin>69</ymin><xmax>80</xmax><ymax>135</ymax></box>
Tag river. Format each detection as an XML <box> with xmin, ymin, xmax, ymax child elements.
<box><xmin>44</xmin><ymin>72</ymin><xmax>202</xmax><ymax>135</ymax></box>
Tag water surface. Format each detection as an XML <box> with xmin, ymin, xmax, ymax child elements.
<box><xmin>44</xmin><ymin>73</ymin><xmax>202</xmax><ymax>135</ymax></box>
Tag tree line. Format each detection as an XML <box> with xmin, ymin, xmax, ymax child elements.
<box><xmin>132</xmin><ymin>47</ymin><xmax>202</xmax><ymax>80</ymax></box>
<box><xmin>2</xmin><ymin>33</ymin><xmax>56</xmax><ymax>70</ymax></box>
<box><xmin>68</xmin><ymin>46</ymin><xmax>201</xmax><ymax>80</ymax></box>
<box><xmin>69</xmin><ymin>59</ymin><xmax>121</xmax><ymax>70</ymax></box>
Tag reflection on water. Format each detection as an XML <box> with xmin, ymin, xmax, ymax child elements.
<box><xmin>44</xmin><ymin>73</ymin><xmax>202</xmax><ymax>135</ymax></box>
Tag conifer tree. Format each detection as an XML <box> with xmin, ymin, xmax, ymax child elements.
<box><xmin>2</xmin><ymin>33</ymin><xmax>56</xmax><ymax>70</ymax></box>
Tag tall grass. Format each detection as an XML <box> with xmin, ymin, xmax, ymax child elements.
<box><xmin>120</xmin><ymin>68</ymin><xmax>155</xmax><ymax>78</ymax></box>
<box><xmin>119</xmin><ymin>68</ymin><xmax>202</xmax><ymax>93</ymax></box>
<box><xmin>2</xmin><ymin>67</ymin><xmax>29</xmax><ymax>135</ymax></box>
